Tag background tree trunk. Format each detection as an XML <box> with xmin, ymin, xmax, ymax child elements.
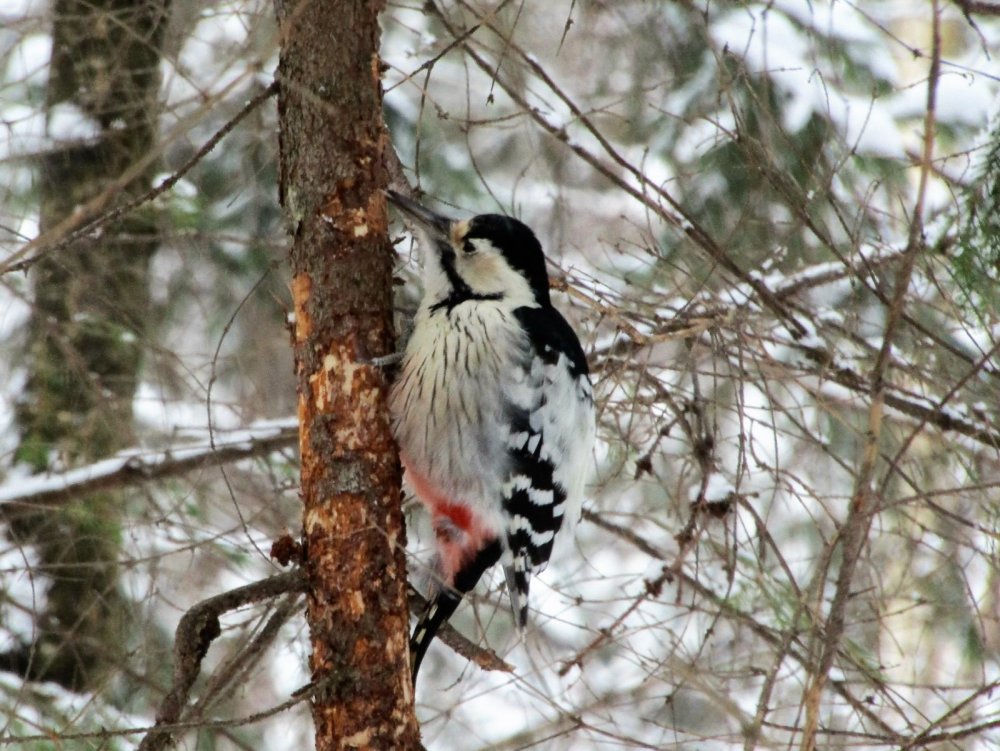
<box><xmin>6</xmin><ymin>0</ymin><xmax>169</xmax><ymax>691</ymax></box>
<box><xmin>275</xmin><ymin>0</ymin><xmax>420</xmax><ymax>747</ymax></box>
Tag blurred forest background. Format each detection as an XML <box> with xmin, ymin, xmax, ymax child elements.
<box><xmin>3</xmin><ymin>0</ymin><xmax>1000</xmax><ymax>748</ymax></box>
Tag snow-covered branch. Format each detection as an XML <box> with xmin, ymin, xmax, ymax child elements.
<box><xmin>0</xmin><ymin>418</ymin><xmax>299</xmax><ymax>518</ymax></box>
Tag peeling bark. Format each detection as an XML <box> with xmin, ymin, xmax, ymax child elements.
<box><xmin>275</xmin><ymin>0</ymin><xmax>420</xmax><ymax>747</ymax></box>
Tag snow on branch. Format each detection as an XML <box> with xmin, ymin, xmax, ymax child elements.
<box><xmin>0</xmin><ymin>418</ymin><xmax>299</xmax><ymax>517</ymax></box>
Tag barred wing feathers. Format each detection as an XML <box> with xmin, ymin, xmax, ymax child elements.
<box><xmin>502</xmin><ymin>305</ymin><xmax>595</xmax><ymax>627</ymax></box>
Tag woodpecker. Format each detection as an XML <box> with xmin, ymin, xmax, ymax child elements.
<box><xmin>387</xmin><ymin>190</ymin><xmax>595</xmax><ymax>683</ymax></box>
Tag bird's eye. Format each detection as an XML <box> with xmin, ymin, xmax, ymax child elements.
<box><xmin>462</xmin><ymin>239</ymin><xmax>477</xmax><ymax>254</ymax></box>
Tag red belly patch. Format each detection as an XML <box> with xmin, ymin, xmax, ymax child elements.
<box><xmin>401</xmin><ymin>454</ymin><xmax>495</xmax><ymax>583</ymax></box>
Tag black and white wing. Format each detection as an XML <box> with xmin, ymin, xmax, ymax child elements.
<box><xmin>502</xmin><ymin>305</ymin><xmax>595</xmax><ymax>627</ymax></box>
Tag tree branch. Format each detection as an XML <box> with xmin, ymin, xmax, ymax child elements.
<box><xmin>579</xmin><ymin>510</ymin><xmax>898</xmax><ymax>739</ymax></box>
<box><xmin>138</xmin><ymin>570</ymin><xmax>307</xmax><ymax>751</ymax></box>
<box><xmin>956</xmin><ymin>0</ymin><xmax>1000</xmax><ymax>15</ymax></box>
<box><xmin>0</xmin><ymin>81</ymin><xmax>278</xmax><ymax>277</ymax></box>
<box><xmin>800</xmin><ymin>6</ymin><xmax>943</xmax><ymax>749</ymax></box>
<box><xmin>434</xmin><ymin>0</ymin><xmax>807</xmax><ymax>339</ymax></box>
<box><xmin>0</xmin><ymin>419</ymin><xmax>298</xmax><ymax>518</ymax></box>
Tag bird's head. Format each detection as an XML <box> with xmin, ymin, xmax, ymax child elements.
<box><xmin>388</xmin><ymin>190</ymin><xmax>551</xmax><ymax>309</ymax></box>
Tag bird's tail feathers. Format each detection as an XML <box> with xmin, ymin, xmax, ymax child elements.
<box><xmin>410</xmin><ymin>587</ymin><xmax>463</xmax><ymax>683</ymax></box>
<box><xmin>410</xmin><ymin>537</ymin><xmax>503</xmax><ymax>683</ymax></box>
<box><xmin>502</xmin><ymin>551</ymin><xmax>532</xmax><ymax>631</ymax></box>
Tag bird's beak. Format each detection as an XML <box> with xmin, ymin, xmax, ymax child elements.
<box><xmin>387</xmin><ymin>190</ymin><xmax>452</xmax><ymax>237</ymax></box>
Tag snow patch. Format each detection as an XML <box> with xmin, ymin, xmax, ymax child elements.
<box><xmin>46</xmin><ymin>102</ymin><xmax>101</xmax><ymax>142</ymax></box>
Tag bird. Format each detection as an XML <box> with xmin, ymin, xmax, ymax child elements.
<box><xmin>386</xmin><ymin>190</ymin><xmax>595</xmax><ymax>683</ymax></box>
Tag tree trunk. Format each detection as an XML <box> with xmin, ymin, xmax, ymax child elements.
<box><xmin>275</xmin><ymin>1</ymin><xmax>420</xmax><ymax>748</ymax></box>
<box><xmin>6</xmin><ymin>0</ymin><xmax>169</xmax><ymax>691</ymax></box>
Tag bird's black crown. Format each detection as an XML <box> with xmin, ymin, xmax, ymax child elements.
<box><xmin>467</xmin><ymin>214</ymin><xmax>551</xmax><ymax>306</ymax></box>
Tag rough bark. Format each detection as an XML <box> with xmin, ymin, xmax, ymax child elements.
<box><xmin>275</xmin><ymin>0</ymin><xmax>420</xmax><ymax>748</ymax></box>
<box><xmin>6</xmin><ymin>0</ymin><xmax>169</xmax><ymax>690</ymax></box>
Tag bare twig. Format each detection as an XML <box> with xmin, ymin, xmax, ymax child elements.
<box><xmin>580</xmin><ymin>509</ymin><xmax>897</xmax><ymax>738</ymax></box>
<box><xmin>190</xmin><ymin>593</ymin><xmax>303</xmax><ymax>718</ymax></box>
<box><xmin>0</xmin><ymin>80</ymin><xmax>278</xmax><ymax>277</ymax></box>
<box><xmin>2</xmin><ymin>677</ymin><xmax>321</xmax><ymax>745</ymax></box>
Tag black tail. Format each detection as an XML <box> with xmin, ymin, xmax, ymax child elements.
<box><xmin>410</xmin><ymin>538</ymin><xmax>502</xmax><ymax>684</ymax></box>
<box><xmin>410</xmin><ymin>588</ymin><xmax>463</xmax><ymax>681</ymax></box>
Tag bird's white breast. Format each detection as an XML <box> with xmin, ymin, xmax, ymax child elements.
<box><xmin>390</xmin><ymin>301</ymin><xmax>529</xmax><ymax>532</ymax></box>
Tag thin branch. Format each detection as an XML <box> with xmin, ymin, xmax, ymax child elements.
<box><xmin>594</xmin><ymin>303</ymin><xmax>1000</xmax><ymax>452</ymax></box>
<box><xmin>3</xmin><ymin>676</ymin><xmax>319</xmax><ymax>745</ymax></box>
<box><xmin>0</xmin><ymin>80</ymin><xmax>278</xmax><ymax>277</ymax></box>
<box><xmin>580</xmin><ymin>510</ymin><xmax>898</xmax><ymax>739</ymax></box>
